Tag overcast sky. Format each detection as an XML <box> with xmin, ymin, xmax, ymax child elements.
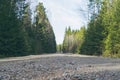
<box><xmin>30</xmin><ymin>0</ymin><xmax>89</xmax><ymax>44</ymax></box>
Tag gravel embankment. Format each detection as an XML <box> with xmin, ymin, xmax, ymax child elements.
<box><xmin>0</xmin><ymin>53</ymin><xmax>120</xmax><ymax>80</ymax></box>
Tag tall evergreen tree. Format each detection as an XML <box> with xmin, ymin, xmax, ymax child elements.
<box><xmin>22</xmin><ymin>2</ymin><xmax>33</xmax><ymax>54</ymax></box>
<box><xmin>34</xmin><ymin>3</ymin><xmax>56</xmax><ymax>53</ymax></box>
<box><xmin>103</xmin><ymin>0</ymin><xmax>120</xmax><ymax>57</ymax></box>
<box><xmin>0</xmin><ymin>0</ymin><xmax>29</xmax><ymax>56</ymax></box>
<box><xmin>80</xmin><ymin>0</ymin><xmax>104</xmax><ymax>55</ymax></box>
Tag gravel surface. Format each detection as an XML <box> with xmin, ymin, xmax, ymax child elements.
<box><xmin>0</xmin><ymin>53</ymin><xmax>120</xmax><ymax>80</ymax></box>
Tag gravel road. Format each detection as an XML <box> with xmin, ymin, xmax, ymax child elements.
<box><xmin>0</xmin><ymin>53</ymin><xmax>120</xmax><ymax>80</ymax></box>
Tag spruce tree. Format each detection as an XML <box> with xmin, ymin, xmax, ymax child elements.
<box><xmin>34</xmin><ymin>3</ymin><xmax>56</xmax><ymax>53</ymax></box>
<box><xmin>0</xmin><ymin>0</ymin><xmax>29</xmax><ymax>57</ymax></box>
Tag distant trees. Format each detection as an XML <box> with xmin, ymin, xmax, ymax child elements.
<box><xmin>57</xmin><ymin>44</ymin><xmax>62</xmax><ymax>53</ymax></box>
<box><xmin>62</xmin><ymin>27</ymin><xmax>86</xmax><ymax>53</ymax></box>
<box><xmin>62</xmin><ymin>0</ymin><xmax>120</xmax><ymax>57</ymax></box>
<box><xmin>0</xmin><ymin>0</ymin><xmax>56</xmax><ymax>57</ymax></box>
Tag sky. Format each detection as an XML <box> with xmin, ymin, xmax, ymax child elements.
<box><xmin>30</xmin><ymin>0</ymin><xmax>89</xmax><ymax>44</ymax></box>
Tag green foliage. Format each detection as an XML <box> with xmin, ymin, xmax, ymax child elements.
<box><xmin>102</xmin><ymin>0</ymin><xmax>120</xmax><ymax>56</ymax></box>
<box><xmin>80</xmin><ymin>0</ymin><xmax>120</xmax><ymax>57</ymax></box>
<box><xmin>34</xmin><ymin>3</ymin><xmax>56</xmax><ymax>53</ymax></box>
<box><xmin>0</xmin><ymin>0</ymin><xmax>30</xmax><ymax>57</ymax></box>
<box><xmin>80</xmin><ymin>17</ymin><xmax>105</xmax><ymax>55</ymax></box>
<box><xmin>62</xmin><ymin>27</ymin><xmax>86</xmax><ymax>53</ymax></box>
<box><xmin>62</xmin><ymin>0</ymin><xmax>120</xmax><ymax>58</ymax></box>
<box><xmin>0</xmin><ymin>1</ymin><xmax>56</xmax><ymax>57</ymax></box>
<box><xmin>57</xmin><ymin>44</ymin><xmax>62</xmax><ymax>53</ymax></box>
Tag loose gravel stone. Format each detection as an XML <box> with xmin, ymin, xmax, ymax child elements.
<box><xmin>0</xmin><ymin>54</ymin><xmax>120</xmax><ymax>80</ymax></box>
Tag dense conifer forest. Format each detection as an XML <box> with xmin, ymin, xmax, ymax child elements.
<box><xmin>0</xmin><ymin>0</ymin><xmax>120</xmax><ymax>58</ymax></box>
<box><xmin>62</xmin><ymin>0</ymin><xmax>120</xmax><ymax>57</ymax></box>
<box><xmin>0</xmin><ymin>0</ymin><xmax>56</xmax><ymax>57</ymax></box>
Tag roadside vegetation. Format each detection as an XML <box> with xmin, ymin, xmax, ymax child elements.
<box><xmin>0</xmin><ymin>0</ymin><xmax>56</xmax><ymax>58</ymax></box>
<box><xmin>0</xmin><ymin>0</ymin><xmax>120</xmax><ymax>58</ymax></box>
<box><xmin>62</xmin><ymin>0</ymin><xmax>120</xmax><ymax>57</ymax></box>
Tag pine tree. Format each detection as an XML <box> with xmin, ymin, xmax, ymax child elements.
<box><xmin>80</xmin><ymin>0</ymin><xmax>104</xmax><ymax>55</ymax></box>
<box><xmin>0</xmin><ymin>0</ymin><xmax>29</xmax><ymax>57</ymax></box>
<box><xmin>33</xmin><ymin>3</ymin><xmax>56</xmax><ymax>53</ymax></box>
<box><xmin>103</xmin><ymin>0</ymin><xmax>120</xmax><ymax>57</ymax></box>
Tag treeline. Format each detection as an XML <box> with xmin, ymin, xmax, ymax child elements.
<box><xmin>62</xmin><ymin>0</ymin><xmax>120</xmax><ymax>57</ymax></box>
<box><xmin>0</xmin><ymin>0</ymin><xmax>56</xmax><ymax>57</ymax></box>
<box><xmin>62</xmin><ymin>27</ymin><xmax>86</xmax><ymax>53</ymax></box>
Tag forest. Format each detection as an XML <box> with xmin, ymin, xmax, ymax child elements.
<box><xmin>62</xmin><ymin>0</ymin><xmax>120</xmax><ymax>57</ymax></box>
<box><xmin>0</xmin><ymin>0</ymin><xmax>56</xmax><ymax>57</ymax></box>
<box><xmin>0</xmin><ymin>0</ymin><xmax>120</xmax><ymax>58</ymax></box>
